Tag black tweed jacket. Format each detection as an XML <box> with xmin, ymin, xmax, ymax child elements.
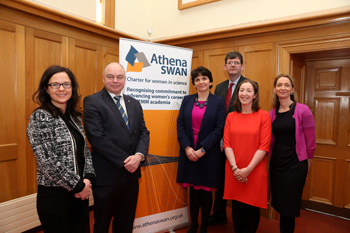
<box><xmin>27</xmin><ymin>109</ymin><xmax>95</xmax><ymax>191</ymax></box>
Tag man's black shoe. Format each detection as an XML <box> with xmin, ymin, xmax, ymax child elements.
<box><xmin>207</xmin><ymin>215</ymin><xmax>228</xmax><ymax>226</ymax></box>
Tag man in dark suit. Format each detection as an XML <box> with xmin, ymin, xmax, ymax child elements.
<box><xmin>209</xmin><ymin>51</ymin><xmax>250</xmax><ymax>225</ymax></box>
<box><xmin>83</xmin><ymin>62</ymin><xmax>150</xmax><ymax>233</ymax></box>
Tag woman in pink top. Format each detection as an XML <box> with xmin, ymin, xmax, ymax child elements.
<box><xmin>177</xmin><ymin>66</ymin><xmax>226</xmax><ymax>233</ymax></box>
<box><xmin>269</xmin><ymin>74</ymin><xmax>316</xmax><ymax>233</ymax></box>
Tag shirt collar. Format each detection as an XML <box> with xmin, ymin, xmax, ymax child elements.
<box><xmin>229</xmin><ymin>75</ymin><xmax>241</xmax><ymax>86</ymax></box>
<box><xmin>107</xmin><ymin>91</ymin><xmax>124</xmax><ymax>101</ymax></box>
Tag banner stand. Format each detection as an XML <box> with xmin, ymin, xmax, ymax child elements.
<box><xmin>119</xmin><ymin>38</ymin><xmax>193</xmax><ymax>233</ymax></box>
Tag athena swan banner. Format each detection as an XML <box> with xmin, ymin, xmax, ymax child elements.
<box><xmin>119</xmin><ymin>38</ymin><xmax>193</xmax><ymax>233</ymax></box>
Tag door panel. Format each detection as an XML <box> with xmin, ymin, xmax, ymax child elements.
<box><xmin>346</xmin><ymin>161</ymin><xmax>350</xmax><ymax>209</ymax></box>
<box><xmin>308</xmin><ymin>156</ymin><xmax>336</xmax><ymax>205</ymax></box>
<box><xmin>314</xmin><ymin>98</ymin><xmax>339</xmax><ymax>145</ymax></box>
<box><xmin>240</xmin><ymin>43</ymin><xmax>275</xmax><ymax>111</ymax></box>
<box><xmin>69</xmin><ymin>39</ymin><xmax>103</xmax><ymax>102</ymax></box>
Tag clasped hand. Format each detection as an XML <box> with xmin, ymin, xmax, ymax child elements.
<box><xmin>185</xmin><ymin>146</ymin><xmax>204</xmax><ymax>162</ymax></box>
<box><xmin>74</xmin><ymin>179</ymin><xmax>92</xmax><ymax>200</ymax></box>
<box><xmin>233</xmin><ymin>167</ymin><xmax>249</xmax><ymax>183</ymax></box>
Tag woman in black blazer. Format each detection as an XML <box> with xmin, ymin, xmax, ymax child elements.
<box><xmin>177</xmin><ymin>66</ymin><xmax>226</xmax><ymax>233</ymax></box>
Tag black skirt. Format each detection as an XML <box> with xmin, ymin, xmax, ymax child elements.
<box><xmin>37</xmin><ymin>185</ymin><xmax>90</xmax><ymax>233</ymax></box>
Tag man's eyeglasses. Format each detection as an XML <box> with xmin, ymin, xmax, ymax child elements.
<box><xmin>226</xmin><ymin>61</ymin><xmax>241</xmax><ymax>65</ymax></box>
<box><xmin>47</xmin><ymin>82</ymin><xmax>72</xmax><ymax>89</ymax></box>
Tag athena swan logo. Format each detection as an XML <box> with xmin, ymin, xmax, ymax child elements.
<box><xmin>125</xmin><ymin>45</ymin><xmax>151</xmax><ymax>72</ymax></box>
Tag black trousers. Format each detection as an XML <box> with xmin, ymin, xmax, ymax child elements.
<box><xmin>231</xmin><ymin>200</ymin><xmax>260</xmax><ymax>233</ymax></box>
<box><xmin>37</xmin><ymin>185</ymin><xmax>90</xmax><ymax>233</ymax></box>
<box><xmin>93</xmin><ymin>180</ymin><xmax>139</xmax><ymax>233</ymax></box>
<box><xmin>211</xmin><ymin>151</ymin><xmax>227</xmax><ymax>219</ymax></box>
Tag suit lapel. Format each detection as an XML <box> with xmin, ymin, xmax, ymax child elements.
<box><xmin>185</xmin><ymin>95</ymin><xmax>196</xmax><ymax>143</ymax></box>
<box><xmin>101</xmin><ymin>88</ymin><xmax>130</xmax><ymax>132</ymax></box>
<box><xmin>228</xmin><ymin>76</ymin><xmax>246</xmax><ymax>112</ymax></box>
<box><xmin>220</xmin><ymin>80</ymin><xmax>229</xmax><ymax>97</ymax></box>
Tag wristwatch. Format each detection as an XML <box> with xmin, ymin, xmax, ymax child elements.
<box><xmin>201</xmin><ymin>148</ymin><xmax>205</xmax><ymax>153</ymax></box>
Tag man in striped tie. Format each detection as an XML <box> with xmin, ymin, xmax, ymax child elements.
<box><xmin>83</xmin><ymin>62</ymin><xmax>150</xmax><ymax>233</ymax></box>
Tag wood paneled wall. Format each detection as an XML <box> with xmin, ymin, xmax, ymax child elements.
<box><xmin>165</xmin><ymin>17</ymin><xmax>350</xmax><ymax>111</ymax></box>
<box><xmin>0</xmin><ymin>20</ymin><xmax>26</xmax><ymax>202</ymax></box>
<box><xmin>1</xmin><ymin>0</ymin><xmax>350</xmax><ymax>220</ymax></box>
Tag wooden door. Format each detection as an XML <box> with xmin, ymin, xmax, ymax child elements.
<box><xmin>304</xmin><ymin>57</ymin><xmax>350</xmax><ymax>217</ymax></box>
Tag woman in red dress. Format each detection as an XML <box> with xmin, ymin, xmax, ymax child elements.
<box><xmin>223</xmin><ymin>79</ymin><xmax>271</xmax><ymax>233</ymax></box>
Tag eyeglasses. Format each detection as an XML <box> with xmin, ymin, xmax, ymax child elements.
<box><xmin>226</xmin><ymin>61</ymin><xmax>241</xmax><ymax>65</ymax></box>
<box><xmin>47</xmin><ymin>82</ymin><xmax>72</xmax><ymax>89</ymax></box>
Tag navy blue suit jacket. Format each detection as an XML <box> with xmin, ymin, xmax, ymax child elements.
<box><xmin>176</xmin><ymin>93</ymin><xmax>226</xmax><ymax>188</ymax></box>
<box><xmin>83</xmin><ymin>88</ymin><xmax>150</xmax><ymax>185</ymax></box>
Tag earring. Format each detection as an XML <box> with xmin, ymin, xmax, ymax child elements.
<box><xmin>291</xmin><ymin>93</ymin><xmax>293</xmax><ymax>96</ymax></box>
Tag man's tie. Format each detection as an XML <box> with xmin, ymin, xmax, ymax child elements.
<box><xmin>114</xmin><ymin>96</ymin><xmax>130</xmax><ymax>131</ymax></box>
<box><xmin>225</xmin><ymin>83</ymin><xmax>234</xmax><ymax>111</ymax></box>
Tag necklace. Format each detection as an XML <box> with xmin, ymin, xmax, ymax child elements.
<box><xmin>195</xmin><ymin>96</ymin><xmax>208</xmax><ymax>108</ymax></box>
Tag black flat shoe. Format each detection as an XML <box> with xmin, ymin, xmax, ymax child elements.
<box><xmin>187</xmin><ymin>224</ymin><xmax>199</xmax><ymax>233</ymax></box>
<box><xmin>207</xmin><ymin>216</ymin><xmax>228</xmax><ymax>226</ymax></box>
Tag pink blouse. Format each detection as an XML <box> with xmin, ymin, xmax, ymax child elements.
<box><xmin>182</xmin><ymin>101</ymin><xmax>216</xmax><ymax>192</ymax></box>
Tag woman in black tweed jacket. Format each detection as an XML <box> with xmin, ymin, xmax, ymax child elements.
<box><xmin>27</xmin><ymin>65</ymin><xmax>95</xmax><ymax>233</ymax></box>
